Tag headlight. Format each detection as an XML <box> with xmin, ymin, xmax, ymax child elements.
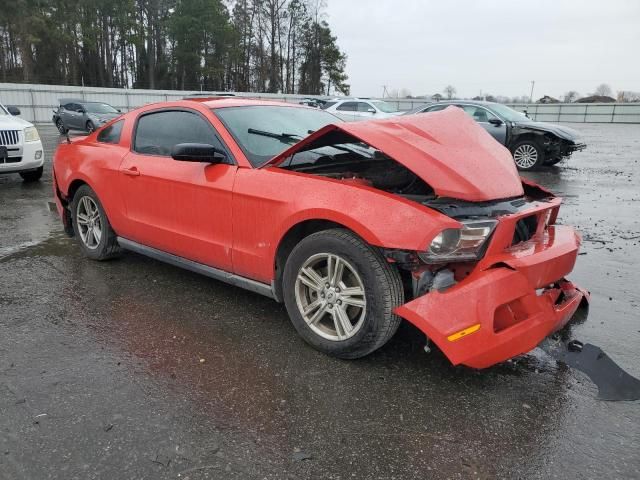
<box><xmin>418</xmin><ymin>219</ymin><xmax>497</xmax><ymax>263</ymax></box>
<box><xmin>24</xmin><ymin>126</ymin><xmax>40</xmax><ymax>142</ymax></box>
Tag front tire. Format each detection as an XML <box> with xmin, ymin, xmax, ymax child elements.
<box><xmin>86</xmin><ymin>120</ymin><xmax>96</xmax><ymax>133</ymax></box>
<box><xmin>56</xmin><ymin>119</ymin><xmax>68</xmax><ymax>134</ymax></box>
<box><xmin>20</xmin><ymin>166</ymin><xmax>43</xmax><ymax>182</ymax></box>
<box><xmin>283</xmin><ymin>229</ymin><xmax>404</xmax><ymax>359</ymax></box>
<box><xmin>512</xmin><ymin>140</ymin><xmax>545</xmax><ymax>170</ymax></box>
<box><xmin>71</xmin><ymin>185</ymin><xmax>120</xmax><ymax>260</ymax></box>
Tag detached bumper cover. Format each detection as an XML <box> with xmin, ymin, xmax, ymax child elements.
<box><xmin>395</xmin><ymin>225</ymin><xmax>588</xmax><ymax>369</ymax></box>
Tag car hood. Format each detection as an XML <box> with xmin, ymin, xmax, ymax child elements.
<box><xmin>263</xmin><ymin>107</ymin><xmax>524</xmax><ymax>202</ymax></box>
<box><xmin>514</xmin><ymin>121</ymin><xmax>583</xmax><ymax>142</ymax></box>
<box><xmin>0</xmin><ymin>115</ymin><xmax>32</xmax><ymax>129</ymax></box>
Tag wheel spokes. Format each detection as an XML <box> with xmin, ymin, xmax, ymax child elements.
<box><xmin>294</xmin><ymin>252</ymin><xmax>367</xmax><ymax>342</ymax></box>
<box><xmin>331</xmin><ymin>306</ymin><xmax>353</xmax><ymax>339</ymax></box>
<box><xmin>299</xmin><ymin>267</ymin><xmax>324</xmax><ymax>292</ymax></box>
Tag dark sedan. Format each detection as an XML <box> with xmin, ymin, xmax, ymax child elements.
<box><xmin>406</xmin><ymin>101</ymin><xmax>586</xmax><ymax>170</ymax></box>
<box><xmin>52</xmin><ymin>98</ymin><xmax>122</xmax><ymax>134</ymax></box>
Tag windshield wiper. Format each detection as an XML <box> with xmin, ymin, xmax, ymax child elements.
<box><xmin>248</xmin><ymin>128</ymin><xmax>303</xmax><ymax>142</ymax></box>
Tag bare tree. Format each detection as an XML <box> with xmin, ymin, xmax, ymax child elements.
<box><xmin>431</xmin><ymin>93</ymin><xmax>443</xmax><ymax>102</ymax></box>
<box><xmin>594</xmin><ymin>84</ymin><xmax>613</xmax><ymax>97</ymax></box>
<box><xmin>563</xmin><ymin>91</ymin><xmax>579</xmax><ymax>103</ymax></box>
<box><xmin>443</xmin><ymin>85</ymin><xmax>456</xmax><ymax>99</ymax></box>
<box><xmin>618</xmin><ymin>91</ymin><xmax>640</xmax><ymax>102</ymax></box>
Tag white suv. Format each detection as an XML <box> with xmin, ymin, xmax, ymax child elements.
<box><xmin>0</xmin><ymin>103</ymin><xmax>44</xmax><ymax>182</ymax></box>
<box><xmin>322</xmin><ymin>98</ymin><xmax>403</xmax><ymax>122</ymax></box>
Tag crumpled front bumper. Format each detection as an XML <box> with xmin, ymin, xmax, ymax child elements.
<box><xmin>395</xmin><ymin>225</ymin><xmax>589</xmax><ymax>369</ymax></box>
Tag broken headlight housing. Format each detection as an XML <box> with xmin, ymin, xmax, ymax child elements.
<box><xmin>419</xmin><ymin>219</ymin><xmax>497</xmax><ymax>263</ymax></box>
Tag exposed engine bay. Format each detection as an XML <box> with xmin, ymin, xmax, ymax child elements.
<box><xmin>281</xmin><ymin>141</ymin><xmax>436</xmax><ymax>200</ymax></box>
<box><xmin>280</xmin><ymin>139</ymin><xmax>554</xmax><ymax>219</ymax></box>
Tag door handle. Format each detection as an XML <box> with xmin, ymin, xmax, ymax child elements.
<box><xmin>121</xmin><ymin>166</ymin><xmax>140</xmax><ymax>176</ymax></box>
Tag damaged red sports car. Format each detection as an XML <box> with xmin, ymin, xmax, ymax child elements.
<box><xmin>52</xmin><ymin>98</ymin><xmax>588</xmax><ymax>369</ymax></box>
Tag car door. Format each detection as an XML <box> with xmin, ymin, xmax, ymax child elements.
<box><xmin>118</xmin><ymin>108</ymin><xmax>236</xmax><ymax>271</ymax></box>
<box><xmin>458</xmin><ymin>105</ymin><xmax>507</xmax><ymax>145</ymax></box>
<box><xmin>65</xmin><ymin>103</ymin><xmax>84</xmax><ymax>129</ymax></box>
<box><xmin>334</xmin><ymin>101</ymin><xmax>358</xmax><ymax>122</ymax></box>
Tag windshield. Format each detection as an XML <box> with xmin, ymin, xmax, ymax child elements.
<box><xmin>488</xmin><ymin>104</ymin><xmax>530</xmax><ymax>122</ymax></box>
<box><xmin>84</xmin><ymin>103</ymin><xmax>118</xmax><ymax>114</ymax></box>
<box><xmin>0</xmin><ymin>105</ymin><xmax>7</xmax><ymax>116</ymax></box>
<box><xmin>214</xmin><ymin>105</ymin><xmax>340</xmax><ymax>167</ymax></box>
<box><xmin>370</xmin><ymin>101</ymin><xmax>397</xmax><ymax>113</ymax></box>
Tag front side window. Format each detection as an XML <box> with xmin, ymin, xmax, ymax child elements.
<box><xmin>459</xmin><ymin>105</ymin><xmax>498</xmax><ymax>123</ymax></box>
<box><xmin>370</xmin><ymin>101</ymin><xmax>397</xmax><ymax>113</ymax></box>
<box><xmin>357</xmin><ymin>102</ymin><xmax>374</xmax><ymax>112</ymax></box>
<box><xmin>214</xmin><ymin>105</ymin><xmax>340</xmax><ymax>167</ymax></box>
<box><xmin>336</xmin><ymin>102</ymin><xmax>357</xmax><ymax>112</ymax></box>
<box><xmin>133</xmin><ymin>110</ymin><xmax>225</xmax><ymax>157</ymax></box>
<box><xmin>486</xmin><ymin>104</ymin><xmax>530</xmax><ymax>122</ymax></box>
<box><xmin>97</xmin><ymin>120</ymin><xmax>124</xmax><ymax>144</ymax></box>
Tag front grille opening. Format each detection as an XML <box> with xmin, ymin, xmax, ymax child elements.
<box><xmin>0</xmin><ymin>130</ymin><xmax>20</xmax><ymax>145</ymax></box>
<box><xmin>0</xmin><ymin>156</ymin><xmax>22</xmax><ymax>164</ymax></box>
<box><xmin>512</xmin><ymin>215</ymin><xmax>538</xmax><ymax>245</ymax></box>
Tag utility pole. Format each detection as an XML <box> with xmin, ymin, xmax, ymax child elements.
<box><xmin>529</xmin><ymin>81</ymin><xmax>535</xmax><ymax>104</ymax></box>
<box><xmin>381</xmin><ymin>85</ymin><xmax>389</xmax><ymax>98</ymax></box>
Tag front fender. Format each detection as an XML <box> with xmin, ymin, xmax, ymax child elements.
<box><xmin>231</xmin><ymin>167</ymin><xmax>458</xmax><ymax>283</ymax></box>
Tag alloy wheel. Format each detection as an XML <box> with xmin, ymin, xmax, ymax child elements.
<box><xmin>294</xmin><ymin>253</ymin><xmax>367</xmax><ymax>341</ymax></box>
<box><xmin>76</xmin><ymin>196</ymin><xmax>102</xmax><ymax>249</ymax></box>
<box><xmin>513</xmin><ymin>144</ymin><xmax>538</xmax><ymax>169</ymax></box>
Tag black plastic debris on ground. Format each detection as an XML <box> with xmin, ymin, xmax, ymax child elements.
<box><xmin>541</xmin><ymin>338</ymin><xmax>640</xmax><ymax>401</ymax></box>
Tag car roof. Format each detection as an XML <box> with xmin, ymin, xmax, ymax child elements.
<box><xmin>58</xmin><ymin>98</ymin><xmax>108</xmax><ymax>105</ymax></box>
<box><xmin>194</xmin><ymin>97</ymin><xmax>308</xmax><ymax>109</ymax></box>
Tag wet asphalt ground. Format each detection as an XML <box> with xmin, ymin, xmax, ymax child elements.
<box><xmin>1</xmin><ymin>124</ymin><xmax>639</xmax><ymax>479</ymax></box>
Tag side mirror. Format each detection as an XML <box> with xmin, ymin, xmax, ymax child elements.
<box><xmin>6</xmin><ymin>106</ymin><xmax>20</xmax><ymax>116</ymax></box>
<box><xmin>171</xmin><ymin>143</ymin><xmax>227</xmax><ymax>163</ymax></box>
<box><xmin>367</xmin><ymin>108</ymin><xmax>376</xmax><ymax>114</ymax></box>
<box><xmin>488</xmin><ymin>118</ymin><xmax>503</xmax><ymax>126</ymax></box>
<box><xmin>117</xmin><ymin>109</ymin><xmax>122</xmax><ymax>113</ymax></box>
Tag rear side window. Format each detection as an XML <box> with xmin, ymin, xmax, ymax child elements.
<box><xmin>97</xmin><ymin>120</ymin><xmax>123</xmax><ymax>144</ymax></box>
<box><xmin>133</xmin><ymin>110</ymin><xmax>225</xmax><ymax>156</ymax></box>
<box><xmin>336</xmin><ymin>102</ymin><xmax>357</xmax><ymax>112</ymax></box>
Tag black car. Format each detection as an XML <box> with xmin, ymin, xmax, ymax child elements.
<box><xmin>406</xmin><ymin>100</ymin><xmax>586</xmax><ymax>170</ymax></box>
<box><xmin>52</xmin><ymin>98</ymin><xmax>121</xmax><ymax>134</ymax></box>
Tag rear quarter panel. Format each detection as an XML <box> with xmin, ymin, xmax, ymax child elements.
<box><xmin>53</xmin><ymin>138</ymin><xmax>129</xmax><ymax>232</ymax></box>
<box><xmin>232</xmin><ymin>167</ymin><xmax>460</xmax><ymax>283</ymax></box>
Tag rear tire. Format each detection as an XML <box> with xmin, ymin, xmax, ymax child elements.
<box><xmin>512</xmin><ymin>140</ymin><xmax>545</xmax><ymax>170</ymax></box>
<box><xmin>20</xmin><ymin>167</ymin><xmax>43</xmax><ymax>182</ymax></box>
<box><xmin>282</xmin><ymin>228</ymin><xmax>404</xmax><ymax>359</ymax></box>
<box><xmin>71</xmin><ymin>185</ymin><xmax>120</xmax><ymax>260</ymax></box>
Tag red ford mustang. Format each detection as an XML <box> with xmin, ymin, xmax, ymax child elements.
<box><xmin>52</xmin><ymin>98</ymin><xmax>588</xmax><ymax>368</ymax></box>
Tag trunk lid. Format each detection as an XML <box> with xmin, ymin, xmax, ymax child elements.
<box><xmin>263</xmin><ymin>107</ymin><xmax>524</xmax><ymax>202</ymax></box>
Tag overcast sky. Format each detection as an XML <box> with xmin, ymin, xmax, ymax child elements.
<box><xmin>325</xmin><ymin>0</ymin><xmax>640</xmax><ymax>99</ymax></box>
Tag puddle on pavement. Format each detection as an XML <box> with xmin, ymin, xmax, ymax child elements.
<box><xmin>0</xmin><ymin>232</ymin><xmax>72</xmax><ymax>262</ymax></box>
